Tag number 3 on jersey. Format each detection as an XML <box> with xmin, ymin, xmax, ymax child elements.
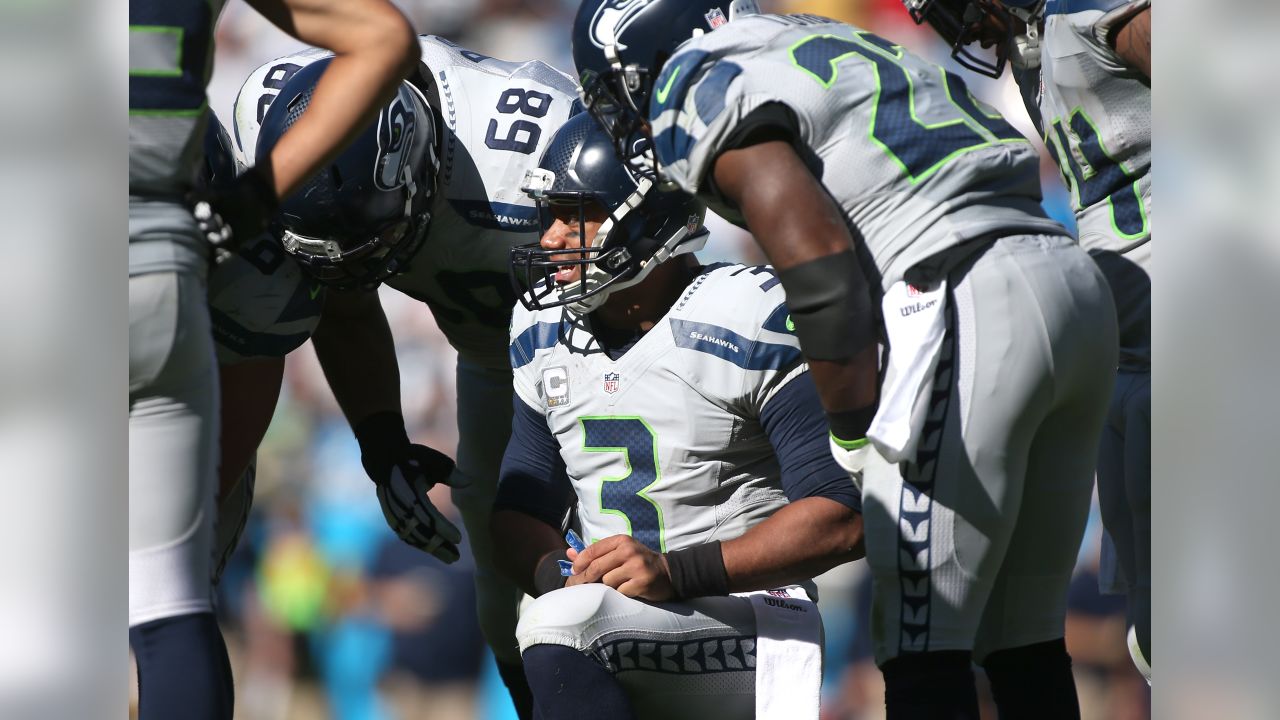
<box><xmin>486</xmin><ymin>87</ymin><xmax>553</xmax><ymax>155</ymax></box>
<box><xmin>581</xmin><ymin>417</ymin><xmax>666</xmax><ymax>552</ymax></box>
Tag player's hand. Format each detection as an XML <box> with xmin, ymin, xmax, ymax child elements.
<box><xmin>566</xmin><ymin>534</ymin><xmax>674</xmax><ymax>602</ymax></box>
<box><xmin>190</xmin><ymin>166</ymin><xmax>278</xmax><ymax>255</ymax></box>
<box><xmin>370</xmin><ymin>443</ymin><xmax>465</xmax><ymax>564</ymax></box>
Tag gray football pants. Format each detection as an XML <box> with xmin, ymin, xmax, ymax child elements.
<box><xmin>516</xmin><ymin>584</ymin><xmax>801</xmax><ymax>720</ymax></box>
<box><xmin>129</xmin><ymin>269</ymin><xmax>220</xmax><ymax>626</ymax></box>
<box><xmin>451</xmin><ymin>359</ymin><xmax>524</xmax><ymax>666</ymax></box>
<box><xmin>861</xmin><ymin>234</ymin><xmax>1118</xmax><ymax>665</ymax></box>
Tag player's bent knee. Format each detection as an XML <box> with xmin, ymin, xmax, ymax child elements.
<box><xmin>516</xmin><ymin>584</ymin><xmax>630</xmax><ymax>653</ymax></box>
<box><xmin>131</xmin><ymin>612</ymin><xmax>234</xmax><ymax>720</ymax></box>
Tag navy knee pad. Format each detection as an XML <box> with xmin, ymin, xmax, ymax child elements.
<box><xmin>130</xmin><ymin>613</ymin><xmax>233</xmax><ymax>720</ymax></box>
<box><xmin>497</xmin><ymin>658</ymin><xmax>535</xmax><ymax>720</ymax></box>
<box><xmin>522</xmin><ymin>644</ymin><xmax>634</xmax><ymax>720</ymax></box>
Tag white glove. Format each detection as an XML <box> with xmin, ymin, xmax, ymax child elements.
<box><xmin>829</xmin><ymin>436</ymin><xmax>872</xmax><ymax>493</ymax></box>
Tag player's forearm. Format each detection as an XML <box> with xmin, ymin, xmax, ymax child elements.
<box><xmin>310</xmin><ymin>290</ymin><xmax>403</xmax><ymax>427</ymax></box>
<box><xmin>720</xmin><ymin>497</ymin><xmax>864</xmax><ymax>592</ymax></box>
<box><xmin>714</xmin><ymin>141</ymin><xmax>878</xmax><ymax>427</ymax></box>
<box><xmin>492</xmin><ymin>509</ymin><xmax>568</xmax><ymax>597</ymax></box>
<box><xmin>245</xmin><ymin>0</ymin><xmax>420</xmax><ymax>199</ymax></box>
<box><xmin>1111</xmin><ymin>7</ymin><xmax>1150</xmax><ymax>79</ymax></box>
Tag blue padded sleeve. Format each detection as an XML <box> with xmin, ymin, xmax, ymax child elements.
<box><xmin>759</xmin><ymin>372</ymin><xmax>861</xmax><ymax>512</ymax></box>
<box><xmin>494</xmin><ymin>396</ymin><xmax>574</xmax><ymax>528</ymax></box>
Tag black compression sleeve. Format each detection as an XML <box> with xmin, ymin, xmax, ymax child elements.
<box><xmin>665</xmin><ymin>541</ymin><xmax>730</xmax><ymax>599</ymax></box>
<box><xmin>775</xmin><ymin>250</ymin><xmax>876</xmax><ymax>361</ymax></box>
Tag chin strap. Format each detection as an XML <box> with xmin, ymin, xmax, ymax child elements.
<box><xmin>1005</xmin><ymin>3</ymin><xmax>1044</xmax><ymax>70</ymax></box>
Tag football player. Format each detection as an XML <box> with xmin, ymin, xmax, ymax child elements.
<box><xmin>903</xmin><ymin>0</ymin><xmax>1152</xmax><ymax>682</ymax></box>
<box><xmin>199</xmin><ymin>116</ymin><xmax>322</xmax><ymax>586</ymax></box>
<box><xmin>572</xmin><ymin>2</ymin><xmax>1118</xmax><ymax>718</ymax></box>
<box><xmin>129</xmin><ymin>0</ymin><xmax>417</xmax><ymax>717</ymax></box>
<box><xmin>494</xmin><ymin>111</ymin><xmax>865</xmax><ymax>720</ymax></box>
<box><xmin>215</xmin><ymin>36</ymin><xmax>582</xmax><ymax>716</ymax></box>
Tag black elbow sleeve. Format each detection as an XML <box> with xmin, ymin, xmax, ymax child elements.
<box><xmin>775</xmin><ymin>250</ymin><xmax>876</xmax><ymax>360</ymax></box>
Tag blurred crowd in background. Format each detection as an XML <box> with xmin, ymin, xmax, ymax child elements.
<box><xmin>138</xmin><ymin>1</ymin><xmax>1146</xmax><ymax>718</ymax></box>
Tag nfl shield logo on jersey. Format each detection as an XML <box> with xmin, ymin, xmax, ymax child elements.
<box><xmin>704</xmin><ymin>7</ymin><xmax>727</xmax><ymax>29</ymax></box>
<box><xmin>603</xmin><ymin>372</ymin><xmax>621</xmax><ymax>394</ymax></box>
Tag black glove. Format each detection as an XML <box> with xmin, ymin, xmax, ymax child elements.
<box><xmin>191</xmin><ymin>165</ymin><xmax>278</xmax><ymax>257</ymax></box>
<box><xmin>355</xmin><ymin>412</ymin><xmax>466</xmax><ymax>563</ymax></box>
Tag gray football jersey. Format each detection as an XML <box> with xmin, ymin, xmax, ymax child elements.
<box><xmin>648</xmin><ymin>14</ymin><xmax>1063</xmax><ymax>290</ymax></box>
<box><xmin>1013</xmin><ymin>0</ymin><xmax>1151</xmax><ymax>258</ymax></box>
<box><xmin>509</xmin><ymin>264</ymin><xmax>807</xmax><ymax>552</ymax></box>
<box><xmin>129</xmin><ymin>0</ymin><xmax>228</xmax><ymax>196</ymax></box>
<box><xmin>129</xmin><ymin>0</ymin><xmax>229</xmax><ymax>275</ymax></box>
<box><xmin>232</xmin><ymin>36</ymin><xmax>580</xmax><ymax>369</ymax></box>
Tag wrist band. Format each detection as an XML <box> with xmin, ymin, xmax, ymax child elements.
<box><xmin>665</xmin><ymin>541</ymin><xmax>729</xmax><ymax>600</ymax></box>
<box><xmin>827</xmin><ymin>406</ymin><xmax>878</xmax><ymax>444</ymax></box>
<box><xmin>353</xmin><ymin>411</ymin><xmax>409</xmax><ymax>481</ymax></box>
<box><xmin>533</xmin><ymin>549</ymin><xmax>571</xmax><ymax>597</ymax></box>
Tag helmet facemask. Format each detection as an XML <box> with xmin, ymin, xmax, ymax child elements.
<box><xmin>512</xmin><ymin>167</ymin><xmax>660</xmax><ymax>314</ymax></box>
<box><xmin>279</xmin><ymin>173</ymin><xmax>430</xmax><ymax>292</ymax></box>
<box><xmin>511</xmin><ymin>110</ymin><xmax>709</xmax><ymax>316</ymax></box>
<box><xmin>904</xmin><ymin>0</ymin><xmax>1015</xmax><ymax>78</ymax></box>
<box><xmin>579</xmin><ymin>60</ymin><xmax>658</xmax><ymax>178</ymax></box>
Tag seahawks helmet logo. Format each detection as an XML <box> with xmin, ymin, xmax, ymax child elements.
<box><xmin>589</xmin><ymin>0</ymin><xmax>654</xmax><ymax>50</ymax></box>
<box><xmin>375</xmin><ymin>89</ymin><xmax>417</xmax><ymax>191</ymax></box>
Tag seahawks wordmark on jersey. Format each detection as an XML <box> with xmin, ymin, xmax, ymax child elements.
<box><xmin>227</xmin><ymin>36</ymin><xmax>580</xmax><ymax>367</ymax></box>
<box><xmin>645</xmin><ymin>13</ymin><xmax>1064</xmax><ymax>290</ymax></box>
<box><xmin>1013</xmin><ymin>0</ymin><xmax>1151</xmax><ymax>257</ymax></box>
<box><xmin>509</xmin><ymin>264</ymin><xmax>806</xmax><ymax>551</ymax></box>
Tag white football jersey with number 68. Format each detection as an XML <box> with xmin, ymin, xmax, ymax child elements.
<box><xmin>229</xmin><ymin>36</ymin><xmax>580</xmax><ymax>368</ymax></box>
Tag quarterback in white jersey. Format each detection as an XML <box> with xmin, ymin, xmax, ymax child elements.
<box><xmin>493</xmin><ymin>113</ymin><xmax>864</xmax><ymax>720</ymax></box>
<box><xmin>223</xmin><ymin>35</ymin><xmax>580</xmax><ymax>714</ymax></box>
<box><xmin>905</xmin><ymin>0</ymin><xmax>1152</xmax><ymax>681</ymax></box>
<box><xmin>574</xmin><ymin>2</ymin><xmax>1120</xmax><ymax>718</ymax></box>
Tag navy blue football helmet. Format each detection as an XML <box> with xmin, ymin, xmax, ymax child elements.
<box><xmin>256</xmin><ymin>57</ymin><xmax>439</xmax><ymax>290</ymax></box>
<box><xmin>903</xmin><ymin>0</ymin><xmax>1044</xmax><ymax>78</ymax></box>
<box><xmin>571</xmin><ymin>0</ymin><xmax>759</xmax><ymax>165</ymax></box>
<box><xmin>510</xmin><ymin>112</ymin><xmax>708</xmax><ymax>314</ymax></box>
